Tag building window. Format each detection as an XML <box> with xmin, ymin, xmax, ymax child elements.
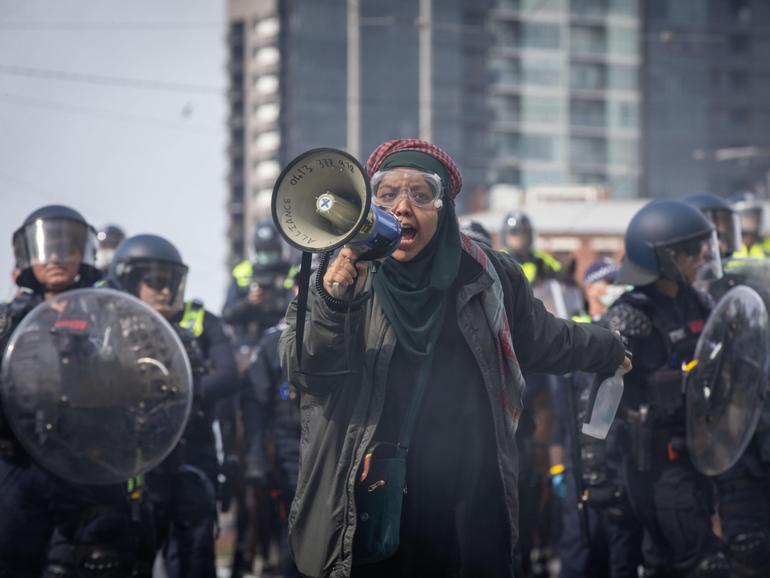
<box><xmin>522</xmin><ymin>22</ymin><xmax>562</xmax><ymax>50</ymax></box>
<box><xmin>571</xmin><ymin>136</ymin><xmax>606</xmax><ymax>164</ymax></box>
<box><xmin>255</xmin><ymin>160</ymin><xmax>280</xmax><ymax>182</ymax></box>
<box><xmin>523</xmin><ymin>57</ymin><xmax>562</xmax><ymax>86</ymax></box>
<box><xmin>255</xmin><ymin>75</ymin><xmax>279</xmax><ymax>96</ymax></box>
<box><xmin>608</xmin><ymin>138</ymin><xmax>637</xmax><ymax>165</ymax></box>
<box><xmin>572</xmin><ymin>0</ymin><xmax>608</xmax><ymax>17</ymax></box>
<box><xmin>571</xmin><ymin>25</ymin><xmax>605</xmax><ymax>55</ymax></box>
<box><xmin>571</xmin><ymin>62</ymin><xmax>605</xmax><ymax>90</ymax></box>
<box><xmin>495</xmin><ymin>132</ymin><xmax>520</xmax><ymax>157</ymax></box>
<box><xmin>491</xmin><ymin>95</ymin><xmax>521</xmax><ymax>123</ymax></box>
<box><xmin>490</xmin><ymin>56</ymin><xmax>520</xmax><ymax>85</ymax></box>
<box><xmin>254</xmin><ymin>17</ymin><xmax>280</xmax><ymax>39</ymax></box>
<box><xmin>522</xmin><ymin>95</ymin><xmax>564</xmax><ymax>124</ymax></box>
<box><xmin>255</xmin><ymin>103</ymin><xmax>280</xmax><ymax>124</ymax></box>
<box><xmin>255</xmin><ymin>131</ymin><xmax>280</xmax><ymax>152</ymax></box>
<box><xmin>607</xmin><ymin>64</ymin><xmax>637</xmax><ymax>91</ymax></box>
<box><xmin>607</xmin><ymin>100</ymin><xmax>638</xmax><ymax>129</ymax></box>
<box><xmin>571</xmin><ymin>99</ymin><xmax>605</xmax><ymax>127</ymax></box>
<box><xmin>522</xmin><ymin>133</ymin><xmax>562</xmax><ymax>161</ymax></box>
<box><xmin>608</xmin><ymin>27</ymin><xmax>638</xmax><ymax>55</ymax></box>
<box><xmin>254</xmin><ymin>46</ymin><xmax>280</xmax><ymax>68</ymax></box>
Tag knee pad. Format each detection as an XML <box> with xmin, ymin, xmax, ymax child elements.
<box><xmin>685</xmin><ymin>552</ymin><xmax>731</xmax><ymax>578</ymax></box>
<box><xmin>729</xmin><ymin>531</ymin><xmax>770</xmax><ymax>577</ymax></box>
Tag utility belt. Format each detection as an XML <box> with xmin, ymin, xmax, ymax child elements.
<box><xmin>624</xmin><ymin>405</ymin><xmax>687</xmax><ymax>471</ymax></box>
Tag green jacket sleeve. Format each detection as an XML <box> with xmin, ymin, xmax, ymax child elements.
<box><xmin>499</xmin><ymin>253</ymin><xmax>625</xmax><ymax>375</ymax></box>
<box><xmin>279</xmin><ymin>273</ymin><xmax>369</xmax><ymax>396</ymax></box>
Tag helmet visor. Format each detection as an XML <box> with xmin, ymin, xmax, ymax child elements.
<box><xmin>371</xmin><ymin>168</ymin><xmax>444</xmax><ymax>210</ymax></box>
<box><xmin>702</xmin><ymin>208</ymin><xmax>741</xmax><ymax>257</ymax></box>
<box><xmin>739</xmin><ymin>206</ymin><xmax>763</xmax><ymax>237</ymax></box>
<box><xmin>13</xmin><ymin>218</ymin><xmax>97</xmax><ymax>270</ymax></box>
<box><xmin>120</xmin><ymin>260</ymin><xmax>188</xmax><ymax>315</ymax></box>
<box><xmin>656</xmin><ymin>231</ymin><xmax>723</xmax><ymax>284</ymax></box>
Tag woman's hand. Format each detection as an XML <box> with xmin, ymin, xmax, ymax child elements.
<box><xmin>322</xmin><ymin>246</ymin><xmax>368</xmax><ymax>300</ymax></box>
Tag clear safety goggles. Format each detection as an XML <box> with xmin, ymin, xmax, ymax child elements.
<box><xmin>13</xmin><ymin>218</ymin><xmax>97</xmax><ymax>270</ymax></box>
<box><xmin>370</xmin><ymin>167</ymin><xmax>444</xmax><ymax>210</ymax></box>
<box><xmin>656</xmin><ymin>230</ymin><xmax>723</xmax><ymax>283</ymax></box>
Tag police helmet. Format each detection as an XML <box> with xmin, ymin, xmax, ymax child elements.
<box><xmin>501</xmin><ymin>210</ymin><xmax>534</xmax><ymax>253</ymax></box>
<box><xmin>729</xmin><ymin>190</ymin><xmax>764</xmax><ymax>238</ymax></box>
<box><xmin>681</xmin><ymin>192</ymin><xmax>741</xmax><ymax>257</ymax></box>
<box><xmin>95</xmin><ymin>224</ymin><xmax>127</xmax><ymax>272</ymax></box>
<box><xmin>12</xmin><ymin>204</ymin><xmax>100</xmax><ymax>293</ymax></box>
<box><xmin>617</xmin><ymin>199</ymin><xmax>722</xmax><ymax>286</ymax></box>
<box><xmin>460</xmin><ymin>219</ymin><xmax>493</xmax><ymax>248</ymax></box>
<box><xmin>107</xmin><ymin>234</ymin><xmax>189</xmax><ymax>316</ymax></box>
<box><xmin>253</xmin><ymin>221</ymin><xmax>284</xmax><ymax>266</ymax></box>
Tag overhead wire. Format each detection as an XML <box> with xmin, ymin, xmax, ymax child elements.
<box><xmin>0</xmin><ymin>64</ymin><xmax>225</xmax><ymax>94</ymax></box>
<box><xmin>0</xmin><ymin>92</ymin><xmax>221</xmax><ymax>134</ymax></box>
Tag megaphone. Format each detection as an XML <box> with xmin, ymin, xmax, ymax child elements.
<box><xmin>271</xmin><ymin>148</ymin><xmax>401</xmax><ymax>261</ymax></box>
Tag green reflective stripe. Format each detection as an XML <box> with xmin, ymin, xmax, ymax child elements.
<box><xmin>232</xmin><ymin>260</ymin><xmax>253</xmax><ymax>288</ymax></box>
<box><xmin>572</xmin><ymin>313</ymin><xmax>592</xmax><ymax>324</ymax></box>
<box><xmin>749</xmin><ymin>243</ymin><xmax>769</xmax><ymax>258</ymax></box>
<box><xmin>180</xmin><ymin>301</ymin><xmax>205</xmax><ymax>337</ymax></box>
<box><xmin>535</xmin><ymin>250</ymin><xmax>561</xmax><ymax>272</ymax></box>
<box><xmin>522</xmin><ymin>262</ymin><xmax>538</xmax><ymax>282</ymax></box>
<box><xmin>733</xmin><ymin>243</ymin><xmax>770</xmax><ymax>260</ymax></box>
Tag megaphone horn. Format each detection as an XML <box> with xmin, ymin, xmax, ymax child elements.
<box><xmin>271</xmin><ymin>148</ymin><xmax>401</xmax><ymax>260</ymax></box>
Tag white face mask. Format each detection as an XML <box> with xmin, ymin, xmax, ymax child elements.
<box><xmin>599</xmin><ymin>284</ymin><xmax>632</xmax><ymax>308</ymax></box>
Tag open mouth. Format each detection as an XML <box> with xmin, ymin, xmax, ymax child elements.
<box><xmin>401</xmin><ymin>225</ymin><xmax>416</xmax><ymax>241</ymax></box>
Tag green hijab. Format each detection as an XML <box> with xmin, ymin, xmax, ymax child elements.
<box><xmin>371</xmin><ymin>152</ymin><xmax>462</xmax><ymax>358</ymax></box>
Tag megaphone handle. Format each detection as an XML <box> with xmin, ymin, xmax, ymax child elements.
<box><xmin>294</xmin><ymin>251</ymin><xmax>314</xmax><ymax>367</ymax></box>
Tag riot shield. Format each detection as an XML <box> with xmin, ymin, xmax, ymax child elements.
<box><xmin>685</xmin><ymin>285</ymin><xmax>770</xmax><ymax>476</ymax></box>
<box><xmin>534</xmin><ymin>279</ymin><xmax>569</xmax><ymax>319</ymax></box>
<box><xmin>1</xmin><ymin>288</ymin><xmax>192</xmax><ymax>485</ymax></box>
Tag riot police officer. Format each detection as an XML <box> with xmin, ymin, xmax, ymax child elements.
<box><xmin>681</xmin><ymin>193</ymin><xmax>742</xmax><ymax>260</ymax></box>
<box><xmin>107</xmin><ymin>234</ymin><xmax>238</xmax><ymax>578</ymax></box>
<box><xmin>500</xmin><ymin>210</ymin><xmax>561</xmax><ymax>283</ymax></box>
<box><xmin>95</xmin><ymin>224</ymin><xmax>127</xmax><ymax>274</ymax></box>
<box><xmin>683</xmin><ymin>192</ymin><xmax>770</xmax><ymax>577</ymax></box>
<box><xmin>222</xmin><ymin>220</ymin><xmax>293</xmax><ymax>347</ymax></box>
<box><xmin>0</xmin><ymin>205</ymin><xmax>143</xmax><ymax>577</ymax></box>
<box><xmin>605</xmin><ymin>199</ymin><xmax>729</xmax><ymax>577</ymax></box>
<box><xmin>729</xmin><ymin>191</ymin><xmax>770</xmax><ymax>258</ymax></box>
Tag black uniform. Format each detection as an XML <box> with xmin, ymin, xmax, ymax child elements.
<box><xmin>242</xmin><ymin>321</ymin><xmax>301</xmax><ymax>577</ymax></box>
<box><xmin>606</xmin><ymin>285</ymin><xmax>726</xmax><ymax>576</ymax></box>
<box><xmin>147</xmin><ymin>303</ymin><xmax>238</xmax><ymax>578</ymax></box>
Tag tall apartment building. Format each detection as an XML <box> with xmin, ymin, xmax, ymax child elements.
<box><xmin>488</xmin><ymin>0</ymin><xmax>642</xmax><ymax>199</ymax></box>
<box><xmin>225</xmin><ymin>0</ymin><xmax>491</xmax><ymax>265</ymax></box>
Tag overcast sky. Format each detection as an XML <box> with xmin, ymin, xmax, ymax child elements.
<box><xmin>0</xmin><ymin>0</ymin><xmax>229</xmax><ymax>310</ymax></box>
